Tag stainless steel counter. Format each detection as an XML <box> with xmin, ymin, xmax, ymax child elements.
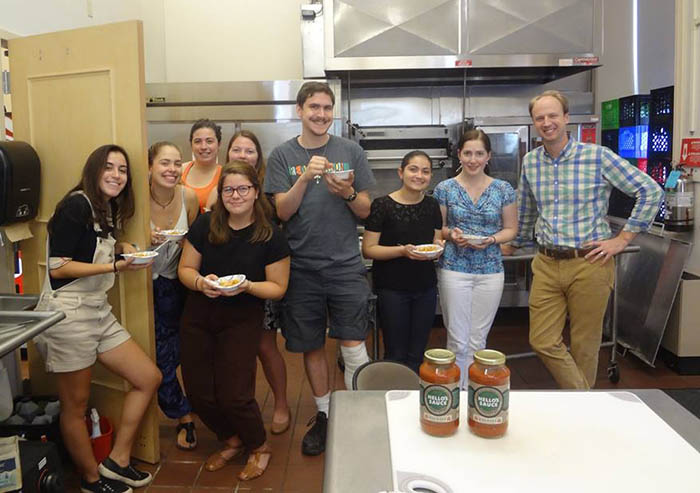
<box><xmin>324</xmin><ymin>389</ymin><xmax>700</xmax><ymax>493</ymax></box>
<box><xmin>0</xmin><ymin>294</ymin><xmax>65</xmax><ymax>358</ymax></box>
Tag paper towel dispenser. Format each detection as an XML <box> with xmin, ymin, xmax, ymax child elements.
<box><xmin>0</xmin><ymin>141</ymin><xmax>41</xmax><ymax>226</ymax></box>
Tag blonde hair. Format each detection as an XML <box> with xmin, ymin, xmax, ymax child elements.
<box><xmin>529</xmin><ymin>90</ymin><xmax>569</xmax><ymax>117</ymax></box>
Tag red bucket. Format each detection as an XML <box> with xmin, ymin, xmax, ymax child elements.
<box><xmin>85</xmin><ymin>416</ymin><xmax>113</xmax><ymax>463</ymax></box>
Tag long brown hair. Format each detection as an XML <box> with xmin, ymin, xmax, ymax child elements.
<box><xmin>49</xmin><ymin>144</ymin><xmax>135</xmax><ymax>236</ymax></box>
<box><xmin>225</xmin><ymin>130</ymin><xmax>266</xmax><ymax>185</ymax></box>
<box><xmin>208</xmin><ymin>161</ymin><xmax>274</xmax><ymax>245</ymax></box>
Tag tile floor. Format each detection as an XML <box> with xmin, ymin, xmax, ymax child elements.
<box><xmin>62</xmin><ymin>307</ymin><xmax>700</xmax><ymax>492</ymax></box>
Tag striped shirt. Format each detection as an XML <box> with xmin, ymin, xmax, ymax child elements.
<box><xmin>514</xmin><ymin>139</ymin><xmax>664</xmax><ymax>248</ymax></box>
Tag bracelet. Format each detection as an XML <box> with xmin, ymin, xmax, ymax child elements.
<box><xmin>194</xmin><ymin>275</ymin><xmax>201</xmax><ymax>291</ymax></box>
<box><xmin>113</xmin><ymin>259</ymin><xmax>118</xmax><ymax>273</ymax></box>
<box><xmin>490</xmin><ymin>235</ymin><xmax>497</xmax><ymax>245</ymax></box>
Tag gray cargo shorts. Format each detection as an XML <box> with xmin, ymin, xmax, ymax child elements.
<box><xmin>281</xmin><ymin>265</ymin><xmax>370</xmax><ymax>353</ymax></box>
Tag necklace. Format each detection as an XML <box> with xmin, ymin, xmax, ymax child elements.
<box><xmin>150</xmin><ymin>188</ymin><xmax>175</xmax><ymax>209</ymax></box>
<box><xmin>300</xmin><ymin>136</ymin><xmax>329</xmax><ymax>184</ymax></box>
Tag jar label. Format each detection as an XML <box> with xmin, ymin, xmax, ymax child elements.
<box><xmin>468</xmin><ymin>383</ymin><xmax>509</xmax><ymax>424</ymax></box>
<box><xmin>420</xmin><ymin>381</ymin><xmax>460</xmax><ymax>423</ymax></box>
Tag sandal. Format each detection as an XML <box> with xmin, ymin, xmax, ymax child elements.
<box><xmin>237</xmin><ymin>445</ymin><xmax>272</xmax><ymax>481</ymax></box>
<box><xmin>175</xmin><ymin>422</ymin><xmax>197</xmax><ymax>450</ymax></box>
<box><xmin>204</xmin><ymin>445</ymin><xmax>244</xmax><ymax>472</ymax></box>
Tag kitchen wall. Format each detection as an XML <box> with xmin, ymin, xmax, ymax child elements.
<box><xmin>594</xmin><ymin>0</ymin><xmax>675</xmax><ymax>109</ymax></box>
<box><xmin>0</xmin><ymin>0</ymin><xmax>306</xmax><ymax>83</ymax></box>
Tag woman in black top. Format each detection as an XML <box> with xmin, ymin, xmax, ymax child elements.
<box><xmin>178</xmin><ymin>162</ymin><xmax>290</xmax><ymax>481</ymax></box>
<box><xmin>362</xmin><ymin>150</ymin><xmax>444</xmax><ymax>372</ymax></box>
<box><xmin>35</xmin><ymin>145</ymin><xmax>161</xmax><ymax>493</ymax></box>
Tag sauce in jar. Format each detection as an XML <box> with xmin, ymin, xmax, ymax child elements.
<box><xmin>468</xmin><ymin>349</ymin><xmax>510</xmax><ymax>438</ymax></box>
<box><xmin>419</xmin><ymin>349</ymin><xmax>460</xmax><ymax>436</ymax></box>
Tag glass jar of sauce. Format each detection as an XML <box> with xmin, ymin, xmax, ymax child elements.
<box><xmin>419</xmin><ymin>349</ymin><xmax>460</xmax><ymax>437</ymax></box>
<box><xmin>468</xmin><ymin>349</ymin><xmax>510</xmax><ymax>438</ymax></box>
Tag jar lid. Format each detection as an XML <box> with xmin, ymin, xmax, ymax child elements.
<box><xmin>424</xmin><ymin>348</ymin><xmax>456</xmax><ymax>365</ymax></box>
<box><xmin>474</xmin><ymin>349</ymin><xmax>506</xmax><ymax>366</ymax></box>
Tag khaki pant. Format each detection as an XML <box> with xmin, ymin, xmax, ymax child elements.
<box><xmin>529</xmin><ymin>254</ymin><xmax>614</xmax><ymax>389</ymax></box>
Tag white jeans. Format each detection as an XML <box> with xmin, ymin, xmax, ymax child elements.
<box><xmin>438</xmin><ymin>268</ymin><xmax>504</xmax><ymax>389</ymax></box>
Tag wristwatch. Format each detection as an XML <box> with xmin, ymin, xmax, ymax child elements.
<box><xmin>344</xmin><ymin>190</ymin><xmax>358</xmax><ymax>202</ymax></box>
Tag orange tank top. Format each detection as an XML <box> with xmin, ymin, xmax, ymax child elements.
<box><xmin>181</xmin><ymin>161</ymin><xmax>222</xmax><ymax>212</ymax></box>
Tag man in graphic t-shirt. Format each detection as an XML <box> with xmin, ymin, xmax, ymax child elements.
<box><xmin>265</xmin><ymin>81</ymin><xmax>376</xmax><ymax>456</ymax></box>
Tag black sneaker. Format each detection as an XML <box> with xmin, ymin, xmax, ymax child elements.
<box><xmin>301</xmin><ymin>411</ymin><xmax>328</xmax><ymax>456</ymax></box>
<box><xmin>80</xmin><ymin>476</ymin><xmax>133</xmax><ymax>493</ymax></box>
<box><xmin>98</xmin><ymin>457</ymin><xmax>152</xmax><ymax>488</ymax></box>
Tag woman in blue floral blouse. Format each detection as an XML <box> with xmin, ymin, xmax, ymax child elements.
<box><xmin>433</xmin><ymin>129</ymin><xmax>517</xmax><ymax>389</ymax></box>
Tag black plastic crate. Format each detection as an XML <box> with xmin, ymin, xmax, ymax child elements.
<box><xmin>648</xmin><ymin>160</ymin><xmax>672</xmax><ymax>222</ymax></box>
<box><xmin>650</xmin><ymin>86</ymin><xmax>674</xmax><ymax>121</ymax></box>
<box><xmin>648</xmin><ymin>122</ymin><xmax>673</xmax><ymax>159</ymax></box>
<box><xmin>619</xmin><ymin>94</ymin><xmax>650</xmax><ymax>126</ymax></box>
<box><xmin>601</xmin><ymin>129</ymin><xmax>619</xmax><ymax>153</ymax></box>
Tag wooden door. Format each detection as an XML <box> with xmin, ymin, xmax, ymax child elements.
<box><xmin>9</xmin><ymin>21</ymin><xmax>159</xmax><ymax>463</ymax></box>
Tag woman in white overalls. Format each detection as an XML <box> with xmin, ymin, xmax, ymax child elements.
<box><xmin>34</xmin><ymin>145</ymin><xmax>162</xmax><ymax>493</ymax></box>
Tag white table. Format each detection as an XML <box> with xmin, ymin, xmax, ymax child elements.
<box><xmin>324</xmin><ymin>389</ymin><xmax>700</xmax><ymax>493</ymax></box>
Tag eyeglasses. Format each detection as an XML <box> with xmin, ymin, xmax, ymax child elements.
<box><xmin>221</xmin><ymin>185</ymin><xmax>254</xmax><ymax>198</ymax></box>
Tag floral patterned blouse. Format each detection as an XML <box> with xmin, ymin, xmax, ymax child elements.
<box><xmin>433</xmin><ymin>177</ymin><xmax>515</xmax><ymax>274</ymax></box>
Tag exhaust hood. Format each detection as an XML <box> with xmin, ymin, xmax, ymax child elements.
<box><xmin>302</xmin><ymin>0</ymin><xmax>602</xmax><ymax>84</ymax></box>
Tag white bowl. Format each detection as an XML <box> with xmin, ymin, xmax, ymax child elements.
<box><xmin>122</xmin><ymin>251</ymin><xmax>158</xmax><ymax>265</ymax></box>
<box><xmin>159</xmin><ymin>229</ymin><xmax>188</xmax><ymax>241</ymax></box>
<box><xmin>205</xmin><ymin>274</ymin><xmax>246</xmax><ymax>292</ymax></box>
<box><xmin>413</xmin><ymin>244</ymin><xmax>444</xmax><ymax>258</ymax></box>
<box><xmin>325</xmin><ymin>169</ymin><xmax>352</xmax><ymax>179</ymax></box>
<box><xmin>461</xmin><ymin>234</ymin><xmax>488</xmax><ymax>245</ymax></box>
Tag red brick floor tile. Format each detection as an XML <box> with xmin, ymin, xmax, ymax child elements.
<box><xmin>151</xmin><ymin>461</ymin><xmax>201</xmax><ymax>487</ymax></box>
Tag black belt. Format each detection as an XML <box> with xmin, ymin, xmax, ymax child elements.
<box><xmin>537</xmin><ymin>245</ymin><xmax>594</xmax><ymax>260</ymax></box>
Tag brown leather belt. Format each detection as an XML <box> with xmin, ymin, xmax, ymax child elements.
<box><xmin>537</xmin><ymin>245</ymin><xmax>594</xmax><ymax>260</ymax></box>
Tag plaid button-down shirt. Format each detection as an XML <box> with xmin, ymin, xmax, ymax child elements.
<box><xmin>514</xmin><ymin>139</ymin><xmax>664</xmax><ymax>248</ymax></box>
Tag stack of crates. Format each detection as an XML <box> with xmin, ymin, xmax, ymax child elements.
<box><xmin>648</xmin><ymin>86</ymin><xmax>674</xmax><ymax>222</ymax></box>
<box><xmin>618</xmin><ymin>94</ymin><xmax>650</xmax><ymax>160</ymax></box>
<box><xmin>604</xmin><ymin>94</ymin><xmax>651</xmax><ymax>219</ymax></box>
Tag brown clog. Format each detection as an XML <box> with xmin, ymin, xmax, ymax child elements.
<box><xmin>237</xmin><ymin>445</ymin><xmax>272</xmax><ymax>481</ymax></box>
<box><xmin>204</xmin><ymin>446</ymin><xmax>244</xmax><ymax>472</ymax></box>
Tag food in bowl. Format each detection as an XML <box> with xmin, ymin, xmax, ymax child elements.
<box><xmin>206</xmin><ymin>274</ymin><xmax>246</xmax><ymax>292</ymax></box>
<box><xmin>132</xmin><ymin>252</ymin><xmax>154</xmax><ymax>257</ymax></box>
<box><xmin>159</xmin><ymin>228</ymin><xmax>188</xmax><ymax>240</ymax></box>
<box><xmin>413</xmin><ymin>244</ymin><xmax>444</xmax><ymax>258</ymax></box>
<box><xmin>461</xmin><ymin>234</ymin><xmax>488</xmax><ymax>245</ymax></box>
<box><xmin>325</xmin><ymin>169</ymin><xmax>352</xmax><ymax>179</ymax></box>
<box><xmin>161</xmin><ymin>229</ymin><xmax>187</xmax><ymax>236</ymax></box>
<box><xmin>416</xmin><ymin>245</ymin><xmax>440</xmax><ymax>253</ymax></box>
<box><xmin>122</xmin><ymin>251</ymin><xmax>159</xmax><ymax>264</ymax></box>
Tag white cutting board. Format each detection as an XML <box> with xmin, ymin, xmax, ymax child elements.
<box><xmin>386</xmin><ymin>390</ymin><xmax>700</xmax><ymax>493</ymax></box>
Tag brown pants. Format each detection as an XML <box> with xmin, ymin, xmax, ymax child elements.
<box><xmin>529</xmin><ymin>254</ymin><xmax>614</xmax><ymax>389</ymax></box>
<box><xmin>180</xmin><ymin>294</ymin><xmax>266</xmax><ymax>449</ymax></box>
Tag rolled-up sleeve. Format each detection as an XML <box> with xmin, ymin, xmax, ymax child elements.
<box><xmin>602</xmin><ymin>149</ymin><xmax>664</xmax><ymax>233</ymax></box>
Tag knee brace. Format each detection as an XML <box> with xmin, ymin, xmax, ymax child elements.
<box><xmin>340</xmin><ymin>342</ymin><xmax>370</xmax><ymax>390</ymax></box>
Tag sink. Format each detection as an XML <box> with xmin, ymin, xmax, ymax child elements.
<box><xmin>0</xmin><ymin>294</ymin><xmax>40</xmax><ymax>311</ymax></box>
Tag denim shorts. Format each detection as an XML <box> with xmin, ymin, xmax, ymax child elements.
<box><xmin>281</xmin><ymin>265</ymin><xmax>370</xmax><ymax>352</ymax></box>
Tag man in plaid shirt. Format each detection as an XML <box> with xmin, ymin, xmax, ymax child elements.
<box><xmin>503</xmin><ymin>90</ymin><xmax>663</xmax><ymax>389</ymax></box>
